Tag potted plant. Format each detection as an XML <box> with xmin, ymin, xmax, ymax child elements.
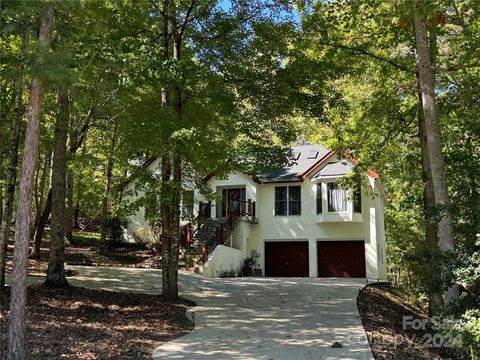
<box><xmin>242</xmin><ymin>257</ymin><xmax>255</xmax><ymax>276</ymax></box>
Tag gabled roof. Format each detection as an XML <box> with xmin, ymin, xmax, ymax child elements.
<box><xmin>258</xmin><ymin>144</ymin><xmax>331</xmax><ymax>182</ymax></box>
<box><xmin>311</xmin><ymin>161</ymin><xmax>354</xmax><ymax>180</ymax></box>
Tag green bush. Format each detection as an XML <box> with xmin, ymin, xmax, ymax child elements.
<box><xmin>103</xmin><ymin>216</ymin><xmax>128</xmax><ymax>243</ymax></box>
<box><xmin>218</xmin><ymin>269</ymin><xmax>238</xmax><ymax>278</ymax></box>
<box><xmin>448</xmin><ymin>310</ymin><xmax>480</xmax><ymax>359</ymax></box>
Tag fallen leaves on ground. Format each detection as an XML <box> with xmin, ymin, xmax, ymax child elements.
<box><xmin>1</xmin><ymin>285</ymin><xmax>194</xmax><ymax>359</ymax></box>
<box><xmin>357</xmin><ymin>283</ymin><xmax>455</xmax><ymax>360</ymax></box>
<box><xmin>6</xmin><ymin>240</ymin><xmax>161</xmax><ymax>277</ymax></box>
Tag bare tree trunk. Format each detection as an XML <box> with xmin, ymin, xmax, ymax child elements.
<box><xmin>166</xmin><ymin>23</ymin><xmax>183</xmax><ymax>300</ymax></box>
<box><xmin>464</xmin><ymin>132</ymin><xmax>479</xmax><ymax>246</ymax></box>
<box><xmin>412</xmin><ymin>0</ymin><xmax>459</xmax><ymax>305</ymax></box>
<box><xmin>30</xmin><ymin>188</ymin><xmax>51</xmax><ymax>259</ymax></box>
<box><xmin>7</xmin><ymin>4</ymin><xmax>54</xmax><ymax>359</ymax></box>
<box><xmin>0</xmin><ymin>91</ymin><xmax>22</xmax><ymax>290</ymax></box>
<box><xmin>99</xmin><ymin>122</ymin><xmax>118</xmax><ymax>245</ymax></box>
<box><xmin>32</xmin><ymin>119</ymin><xmax>90</xmax><ymax>251</ymax></box>
<box><xmin>73</xmin><ymin>197</ymin><xmax>80</xmax><ymax>230</ymax></box>
<box><xmin>159</xmin><ymin>0</ymin><xmax>179</xmax><ymax>300</ymax></box>
<box><xmin>161</xmin><ymin>154</ymin><xmax>177</xmax><ymax>299</ymax></box>
<box><xmin>417</xmin><ymin>83</ymin><xmax>442</xmax><ymax>314</ymax></box>
<box><xmin>0</xmin><ymin>157</ymin><xmax>3</xmax><ymax>227</ymax></box>
<box><xmin>44</xmin><ymin>87</ymin><xmax>69</xmax><ymax>288</ymax></box>
<box><xmin>33</xmin><ymin>152</ymin><xmax>52</xmax><ymax>232</ymax></box>
<box><xmin>64</xmin><ymin>171</ymin><xmax>74</xmax><ymax>243</ymax></box>
<box><xmin>0</xmin><ymin>28</ymin><xmax>28</xmax><ymax>293</ymax></box>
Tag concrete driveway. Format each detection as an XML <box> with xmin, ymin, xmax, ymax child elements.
<box><xmin>13</xmin><ymin>266</ymin><xmax>373</xmax><ymax>359</ymax></box>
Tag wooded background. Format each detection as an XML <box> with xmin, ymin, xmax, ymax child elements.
<box><xmin>0</xmin><ymin>0</ymin><xmax>478</xmax><ymax>358</ymax></box>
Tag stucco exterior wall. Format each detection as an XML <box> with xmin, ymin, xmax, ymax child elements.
<box><xmin>242</xmin><ymin>175</ymin><xmax>383</xmax><ymax>279</ymax></box>
<box><xmin>231</xmin><ymin>221</ymin><xmax>250</xmax><ymax>257</ymax></box>
<box><xmin>122</xmin><ymin>173</ymin><xmax>158</xmax><ymax>243</ymax></box>
<box><xmin>121</xmin><ymin>155</ymin><xmax>387</xmax><ymax>280</ymax></box>
<box><xmin>121</xmin><ymin>158</ymin><xmax>199</xmax><ymax>243</ymax></box>
<box><xmin>202</xmin><ymin>245</ymin><xmax>244</xmax><ymax>277</ymax></box>
<box><xmin>206</xmin><ymin>171</ymin><xmax>258</xmax><ymax>218</ymax></box>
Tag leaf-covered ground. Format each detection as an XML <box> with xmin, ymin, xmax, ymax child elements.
<box><xmin>0</xmin><ymin>286</ymin><xmax>194</xmax><ymax>359</ymax></box>
<box><xmin>6</xmin><ymin>231</ymin><xmax>161</xmax><ymax>277</ymax></box>
<box><xmin>357</xmin><ymin>283</ymin><xmax>456</xmax><ymax>360</ymax></box>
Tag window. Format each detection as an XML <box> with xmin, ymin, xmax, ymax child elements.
<box><xmin>327</xmin><ymin>182</ymin><xmax>347</xmax><ymax>212</ymax></box>
<box><xmin>307</xmin><ymin>150</ymin><xmax>318</xmax><ymax>159</ymax></box>
<box><xmin>288</xmin><ymin>186</ymin><xmax>301</xmax><ymax>215</ymax></box>
<box><xmin>275</xmin><ymin>186</ymin><xmax>301</xmax><ymax>216</ymax></box>
<box><xmin>316</xmin><ymin>185</ymin><xmax>322</xmax><ymax>214</ymax></box>
<box><xmin>353</xmin><ymin>185</ymin><xmax>362</xmax><ymax>213</ymax></box>
<box><xmin>181</xmin><ymin>191</ymin><xmax>194</xmax><ymax>217</ymax></box>
<box><xmin>274</xmin><ymin>187</ymin><xmax>287</xmax><ymax>215</ymax></box>
<box><xmin>289</xmin><ymin>152</ymin><xmax>300</xmax><ymax>161</ymax></box>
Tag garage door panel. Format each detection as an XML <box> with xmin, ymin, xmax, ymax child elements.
<box><xmin>317</xmin><ymin>241</ymin><xmax>366</xmax><ymax>278</ymax></box>
<box><xmin>265</xmin><ymin>241</ymin><xmax>309</xmax><ymax>277</ymax></box>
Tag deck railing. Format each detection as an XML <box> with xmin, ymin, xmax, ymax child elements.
<box><xmin>180</xmin><ymin>199</ymin><xmax>256</xmax><ymax>258</ymax></box>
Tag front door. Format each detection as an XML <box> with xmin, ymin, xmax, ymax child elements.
<box><xmin>228</xmin><ymin>188</ymin><xmax>241</xmax><ymax>214</ymax></box>
<box><xmin>219</xmin><ymin>188</ymin><xmax>245</xmax><ymax>217</ymax></box>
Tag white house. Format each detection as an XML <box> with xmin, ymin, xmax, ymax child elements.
<box><xmin>123</xmin><ymin>144</ymin><xmax>388</xmax><ymax>280</ymax></box>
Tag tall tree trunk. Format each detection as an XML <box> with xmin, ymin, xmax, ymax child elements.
<box><xmin>31</xmin><ymin>101</ymin><xmax>93</xmax><ymax>251</ymax></box>
<box><xmin>73</xmin><ymin>197</ymin><xmax>80</xmax><ymax>229</ymax></box>
<box><xmin>44</xmin><ymin>87</ymin><xmax>69</xmax><ymax>288</ymax></box>
<box><xmin>30</xmin><ymin>188</ymin><xmax>51</xmax><ymax>259</ymax></box>
<box><xmin>7</xmin><ymin>4</ymin><xmax>54</xmax><ymax>359</ymax></box>
<box><xmin>99</xmin><ymin>122</ymin><xmax>118</xmax><ymax>245</ymax></box>
<box><xmin>0</xmin><ymin>85</ymin><xmax>22</xmax><ymax>291</ymax></box>
<box><xmin>412</xmin><ymin>0</ymin><xmax>459</xmax><ymax>305</ymax></box>
<box><xmin>166</xmin><ymin>24</ymin><xmax>183</xmax><ymax>300</ymax></box>
<box><xmin>34</xmin><ymin>152</ymin><xmax>51</xmax><ymax>227</ymax></box>
<box><xmin>0</xmin><ymin>27</ymin><xmax>28</xmax><ymax>293</ymax></box>
<box><xmin>464</xmin><ymin>132</ymin><xmax>479</xmax><ymax>247</ymax></box>
<box><xmin>159</xmin><ymin>0</ymin><xmax>179</xmax><ymax>300</ymax></box>
<box><xmin>161</xmin><ymin>154</ymin><xmax>177</xmax><ymax>299</ymax></box>
<box><xmin>417</xmin><ymin>83</ymin><xmax>442</xmax><ymax>314</ymax></box>
<box><xmin>0</xmin><ymin>157</ymin><xmax>3</xmax><ymax>226</ymax></box>
<box><xmin>64</xmin><ymin>170</ymin><xmax>74</xmax><ymax>243</ymax></box>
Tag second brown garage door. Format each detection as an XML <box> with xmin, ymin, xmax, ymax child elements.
<box><xmin>317</xmin><ymin>241</ymin><xmax>366</xmax><ymax>277</ymax></box>
<box><xmin>265</xmin><ymin>241</ymin><xmax>309</xmax><ymax>277</ymax></box>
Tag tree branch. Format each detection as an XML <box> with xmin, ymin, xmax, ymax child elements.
<box><xmin>317</xmin><ymin>41</ymin><xmax>412</xmax><ymax>72</ymax></box>
<box><xmin>435</xmin><ymin>62</ymin><xmax>480</xmax><ymax>73</ymax></box>
<box><xmin>178</xmin><ymin>0</ymin><xmax>196</xmax><ymax>43</ymax></box>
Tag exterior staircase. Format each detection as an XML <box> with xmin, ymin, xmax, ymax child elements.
<box><xmin>178</xmin><ymin>246</ymin><xmax>203</xmax><ymax>270</ymax></box>
<box><xmin>193</xmin><ymin>216</ymin><xmax>240</xmax><ymax>254</ymax></box>
<box><xmin>179</xmin><ymin>200</ymin><xmax>256</xmax><ymax>274</ymax></box>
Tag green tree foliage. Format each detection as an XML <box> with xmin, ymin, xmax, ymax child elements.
<box><xmin>294</xmin><ymin>0</ymin><xmax>479</xmax><ymax>352</ymax></box>
<box><xmin>0</xmin><ymin>0</ymin><xmax>478</xmax><ymax>355</ymax></box>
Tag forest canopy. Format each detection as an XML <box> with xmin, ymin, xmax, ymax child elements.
<box><xmin>0</xmin><ymin>0</ymin><xmax>479</xmax><ymax>358</ymax></box>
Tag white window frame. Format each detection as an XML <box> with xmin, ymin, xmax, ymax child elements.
<box><xmin>325</xmin><ymin>181</ymin><xmax>349</xmax><ymax>214</ymax></box>
<box><xmin>274</xmin><ymin>185</ymin><xmax>301</xmax><ymax>216</ymax></box>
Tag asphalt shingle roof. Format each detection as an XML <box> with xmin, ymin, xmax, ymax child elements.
<box><xmin>311</xmin><ymin>161</ymin><xmax>354</xmax><ymax>181</ymax></box>
<box><xmin>259</xmin><ymin>144</ymin><xmax>331</xmax><ymax>182</ymax></box>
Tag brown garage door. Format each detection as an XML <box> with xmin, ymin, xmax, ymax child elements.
<box><xmin>265</xmin><ymin>241</ymin><xmax>309</xmax><ymax>277</ymax></box>
<box><xmin>317</xmin><ymin>241</ymin><xmax>366</xmax><ymax>277</ymax></box>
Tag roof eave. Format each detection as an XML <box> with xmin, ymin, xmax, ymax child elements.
<box><xmin>339</xmin><ymin>151</ymin><xmax>380</xmax><ymax>180</ymax></box>
<box><xmin>299</xmin><ymin>151</ymin><xmax>336</xmax><ymax>180</ymax></box>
